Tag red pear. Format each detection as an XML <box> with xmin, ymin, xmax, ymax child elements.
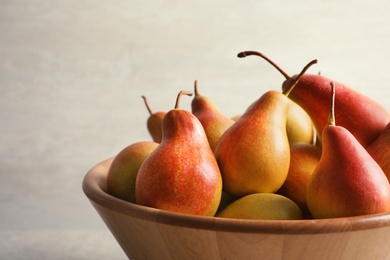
<box><xmin>136</xmin><ymin>91</ymin><xmax>222</xmax><ymax>216</ymax></box>
<box><xmin>238</xmin><ymin>51</ymin><xmax>390</xmax><ymax>148</ymax></box>
<box><xmin>306</xmin><ymin>82</ymin><xmax>390</xmax><ymax>219</ymax></box>
<box><xmin>107</xmin><ymin>141</ymin><xmax>159</xmax><ymax>203</ymax></box>
<box><xmin>282</xmin><ymin>75</ymin><xmax>390</xmax><ymax>147</ymax></box>
<box><xmin>367</xmin><ymin>122</ymin><xmax>390</xmax><ymax>181</ymax></box>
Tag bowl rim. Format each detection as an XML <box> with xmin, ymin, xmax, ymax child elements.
<box><xmin>83</xmin><ymin>157</ymin><xmax>390</xmax><ymax>234</ymax></box>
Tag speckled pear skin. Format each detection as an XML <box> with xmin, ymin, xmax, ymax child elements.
<box><xmin>367</xmin><ymin>122</ymin><xmax>390</xmax><ymax>181</ymax></box>
<box><xmin>282</xmin><ymin>74</ymin><xmax>390</xmax><ymax>148</ymax></box>
<box><xmin>214</xmin><ymin>90</ymin><xmax>290</xmax><ymax>197</ymax></box>
<box><xmin>191</xmin><ymin>80</ymin><xmax>234</xmax><ymax>151</ymax></box>
<box><xmin>307</xmin><ymin>124</ymin><xmax>390</xmax><ymax>219</ymax></box>
<box><xmin>136</xmin><ymin>92</ymin><xmax>222</xmax><ymax>216</ymax></box>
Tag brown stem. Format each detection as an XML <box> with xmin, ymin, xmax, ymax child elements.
<box><xmin>237</xmin><ymin>50</ymin><xmax>290</xmax><ymax>79</ymax></box>
<box><xmin>175</xmin><ymin>90</ymin><xmax>193</xmax><ymax>109</ymax></box>
<box><xmin>194</xmin><ymin>80</ymin><xmax>199</xmax><ymax>96</ymax></box>
<box><xmin>282</xmin><ymin>59</ymin><xmax>318</xmax><ymax>96</ymax></box>
<box><xmin>141</xmin><ymin>95</ymin><xmax>153</xmax><ymax>115</ymax></box>
<box><xmin>328</xmin><ymin>81</ymin><xmax>336</xmax><ymax>126</ymax></box>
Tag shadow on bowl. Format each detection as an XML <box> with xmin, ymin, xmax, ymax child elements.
<box><xmin>83</xmin><ymin>158</ymin><xmax>390</xmax><ymax>260</ymax></box>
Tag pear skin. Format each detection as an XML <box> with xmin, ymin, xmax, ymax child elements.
<box><xmin>286</xmin><ymin>100</ymin><xmax>315</xmax><ymax>144</ymax></box>
<box><xmin>216</xmin><ymin>193</ymin><xmax>304</xmax><ymax>220</ymax></box>
<box><xmin>277</xmin><ymin>142</ymin><xmax>321</xmax><ymax>215</ymax></box>
<box><xmin>237</xmin><ymin>51</ymin><xmax>315</xmax><ymax>145</ymax></box>
<box><xmin>214</xmin><ymin>90</ymin><xmax>291</xmax><ymax>196</ymax></box>
<box><xmin>307</xmin><ymin>124</ymin><xmax>390</xmax><ymax>218</ymax></box>
<box><xmin>107</xmin><ymin>141</ymin><xmax>159</xmax><ymax>203</ymax></box>
<box><xmin>367</xmin><ymin>122</ymin><xmax>390</xmax><ymax>181</ymax></box>
<box><xmin>215</xmin><ymin>57</ymin><xmax>317</xmax><ymax>197</ymax></box>
<box><xmin>306</xmin><ymin>83</ymin><xmax>390</xmax><ymax>219</ymax></box>
<box><xmin>245</xmin><ymin>99</ymin><xmax>314</xmax><ymax>144</ymax></box>
<box><xmin>237</xmin><ymin>50</ymin><xmax>390</xmax><ymax>148</ymax></box>
<box><xmin>142</xmin><ymin>95</ymin><xmax>166</xmax><ymax>143</ymax></box>
<box><xmin>191</xmin><ymin>80</ymin><xmax>235</xmax><ymax>151</ymax></box>
<box><xmin>136</xmin><ymin>91</ymin><xmax>222</xmax><ymax>216</ymax></box>
<box><xmin>282</xmin><ymin>74</ymin><xmax>390</xmax><ymax>148</ymax></box>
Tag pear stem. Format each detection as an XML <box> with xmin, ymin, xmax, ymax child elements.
<box><xmin>141</xmin><ymin>95</ymin><xmax>153</xmax><ymax>115</ymax></box>
<box><xmin>328</xmin><ymin>81</ymin><xmax>336</xmax><ymax>126</ymax></box>
<box><xmin>237</xmin><ymin>50</ymin><xmax>290</xmax><ymax>79</ymax></box>
<box><xmin>282</xmin><ymin>59</ymin><xmax>318</xmax><ymax>97</ymax></box>
<box><xmin>194</xmin><ymin>80</ymin><xmax>199</xmax><ymax>96</ymax></box>
<box><xmin>175</xmin><ymin>90</ymin><xmax>193</xmax><ymax>109</ymax></box>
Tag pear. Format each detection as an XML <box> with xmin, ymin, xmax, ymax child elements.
<box><xmin>216</xmin><ymin>193</ymin><xmax>304</xmax><ymax>220</ymax></box>
<box><xmin>306</xmin><ymin>82</ymin><xmax>390</xmax><ymax>219</ymax></box>
<box><xmin>136</xmin><ymin>91</ymin><xmax>223</xmax><ymax>216</ymax></box>
<box><xmin>191</xmin><ymin>80</ymin><xmax>235</xmax><ymax>151</ymax></box>
<box><xmin>286</xmin><ymin>100</ymin><xmax>315</xmax><ymax>144</ymax></box>
<box><xmin>277</xmin><ymin>142</ymin><xmax>321</xmax><ymax>215</ymax></box>
<box><xmin>142</xmin><ymin>95</ymin><xmax>166</xmax><ymax>143</ymax></box>
<box><xmin>107</xmin><ymin>141</ymin><xmax>159</xmax><ymax>203</ymax></box>
<box><xmin>214</xmin><ymin>59</ymin><xmax>317</xmax><ymax>197</ymax></box>
<box><xmin>283</xmin><ymin>75</ymin><xmax>390</xmax><ymax>148</ymax></box>
<box><xmin>237</xmin><ymin>52</ymin><xmax>315</xmax><ymax>145</ymax></box>
<box><xmin>239</xmin><ymin>50</ymin><xmax>390</xmax><ymax>148</ymax></box>
<box><xmin>367</xmin><ymin>122</ymin><xmax>390</xmax><ymax>181</ymax></box>
<box><xmin>214</xmin><ymin>89</ymin><xmax>290</xmax><ymax>196</ymax></box>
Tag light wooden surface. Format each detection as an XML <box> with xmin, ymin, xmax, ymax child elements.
<box><xmin>2</xmin><ymin>0</ymin><xmax>390</xmax><ymax>259</ymax></box>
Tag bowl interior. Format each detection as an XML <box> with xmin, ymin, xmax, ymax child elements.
<box><xmin>82</xmin><ymin>158</ymin><xmax>390</xmax><ymax>260</ymax></box>
<box><xmin>83</xmin><ymin>157</ymin><xmax>390</xmax><ymax>234</ymax></box>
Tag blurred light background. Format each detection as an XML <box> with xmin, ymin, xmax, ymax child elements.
<box><xmin>1</xmin><ymin>0</ymin><xmax>390</xmax><ymax>258</ymax></box>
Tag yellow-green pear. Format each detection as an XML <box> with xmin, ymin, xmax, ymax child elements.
<box><xmin>286</xmin><ymin>100</ymin><xmax>315</xmax><ymax>144</ymax></box>
<box><xmin>216</xmin><ymin>193</ymin><xmax>304</xmax><ymax>220</ymax></box>
<box><xmin>107</xmin><ymin>141</ymin><xmax>159</xmax><ymax>203</ymax></box>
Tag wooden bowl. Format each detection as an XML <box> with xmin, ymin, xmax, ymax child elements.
<box><xmin>83</xmin><ymin>158</ymin><xmax>390</xmax><ymax>260</ymax></box>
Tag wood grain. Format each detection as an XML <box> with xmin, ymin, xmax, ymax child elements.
<box><xmin>83</xmin><ymin>158</ymin><xmax>390</xmax><ymax>259</ymax></box>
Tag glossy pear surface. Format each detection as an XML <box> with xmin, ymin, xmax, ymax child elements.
<box><xmin>136</xmin><ymin>108</ymin><xmax>222</xmax><ymax>216</ymax></box>
<box><xmin>367</xmin><ymin>122</ymin><xmax>390</xmax><ymax>181</ymax></box>
<box><xmin>277</xmin><ymin>142</ymin><xmax>321</xmax><ymax>214</ymax></box>
<box><xmin>191</xmin><ymin>82</ymin><xmax>234</xmax><ymax>151</ymax></box>
<box><xmin>286</xmin><ymin>100</ymin><xmax>314</xmax><ymax>144</ymax></box>
<box><xmin>214</xmin><ymin>90</ymin><xmax>290</xmax><ymax>197</ymax></box>
<box><xmin>107</xmin><ymin>141</ymin><xmax>159</xmax><ymax>203</ymax></box>
<box><xmin>307</xmin><ymin>125</ymin><xmax>390</xmax><ymax>218</ymax></box>
<box><xmin>282</xmin><ymin>75</ymin><xmax>390</xmax><ymax>147</ymax></box>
